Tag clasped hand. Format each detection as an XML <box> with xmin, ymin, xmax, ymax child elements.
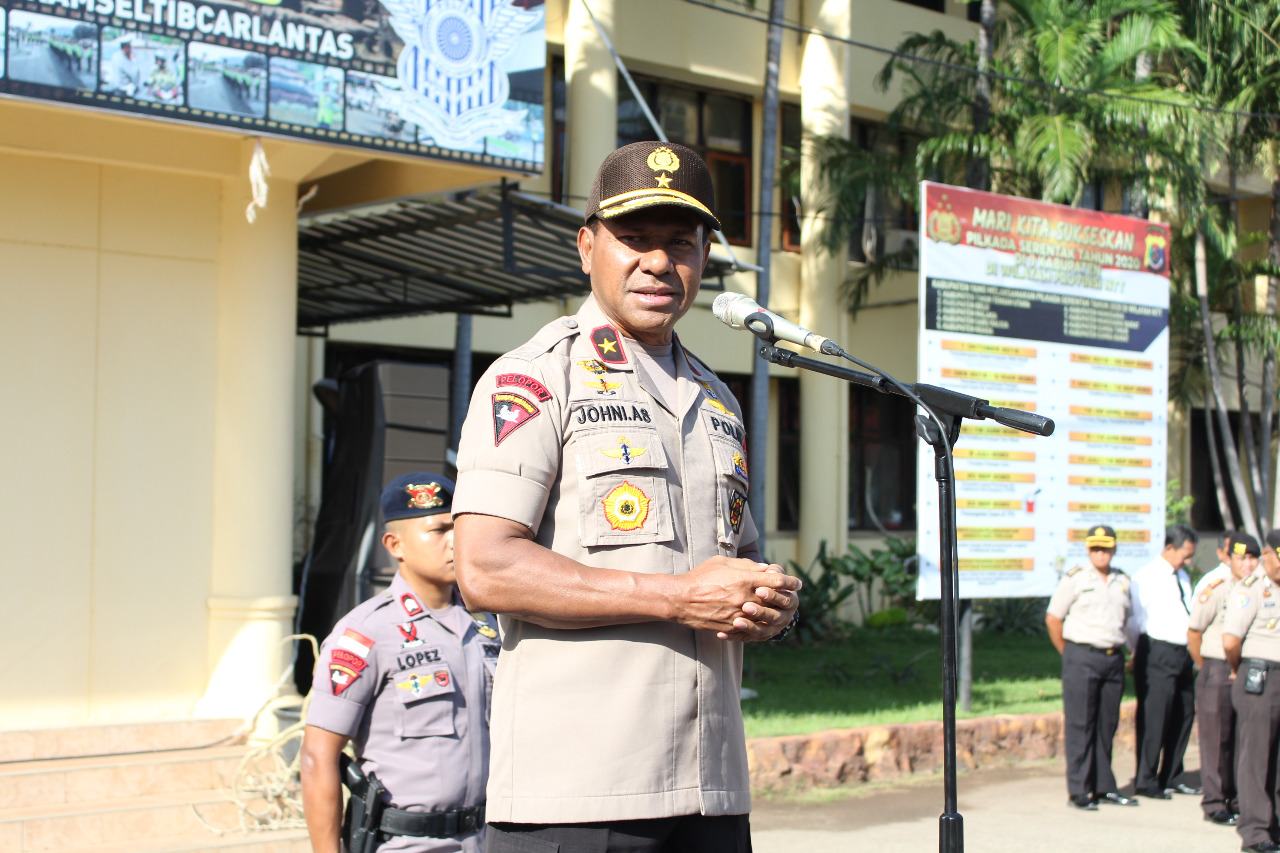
<box><xmin>675</xmin><ymin>556</ymin><xmax>802</xmax><ymax>642</ymax></box>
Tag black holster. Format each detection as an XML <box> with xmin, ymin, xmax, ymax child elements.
<box><xmin>340</xmin><ymin>754</ymin><xmax>387</xmax><ymax>853</ymax></box>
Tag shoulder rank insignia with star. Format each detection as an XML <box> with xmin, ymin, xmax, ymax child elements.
<box><xmin>601</xmin><ymin>435</ymin><xmax>647</xmax><ymax>466</ymax></box>
<box><xmin>590</xmin><ymin>325</ymin><xmax>628</xmax><ymax>365</ymax></box>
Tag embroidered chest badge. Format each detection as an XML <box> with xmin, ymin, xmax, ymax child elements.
<box><xmin>732</xmin><ymin>450</ymin><xmax>749</xmax><ymax>483</ymax></box>
<box><xmin>699</xmin><ymin>381</ymin><xmax>735</xmax><ymax>416</ymax></box>
<box><xmin>492</xmin><ymin>392</ymin><xmax>540</xmax><ymax>445</ymax></box>
<box><xmin>396</xmin><ymin>672</ymin><xmax>426</xmax><ymax>697</ymax></box>
<box><xmin>603</xmin><ymin>481</ymin><xmax>651</xmax><ymax>531</ymax></box>
<box><xmin>601</xmin><ymin>435</ymin><xmax>648</xmax><ymax>466</ymax></box>
<box><xmin>398</xmin><ymin>622</ymin><xmax>422</xmax><ymax>648</ymax></box>
<box><xmin>470</xmin><ymin>611</ymin><xmax>498</xmax><ymax>639</ymax></box>
<box><xmin>728</xmin><ymin>489</ymin><xmax>746</xmax><ymax>534</ymax></box>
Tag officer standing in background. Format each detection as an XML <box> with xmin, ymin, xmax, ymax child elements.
<box><xmin>300</xmin><ymin>474</ymin><xmax>496</xmax><ymax>853</ymax></box>
<box><xmin>1046</xmin><ymin>525</ymin><xmax>1137</xmax><ymax>810</ymax></box>
<box><xmin>1223</xmin><ymin>530</ymin><xmax>1280</xmax><ymax>853</ymax></box>
<box><xmin>1188</xmin><ymin>531</ymin><xmax>1256</xmax><ymax>827</ymax></box>
<box><xmin>452</xmin><ymin>141</ymin><xmax>801</xmax><ymax>853</ymax></box>
<box><xmin>1129</xmin><ymin>524</ymin><xmax>1200</xmax><ymax>799</ymax></box>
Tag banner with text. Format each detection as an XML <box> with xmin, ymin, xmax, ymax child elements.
<box><xmin>0</xmin><ymin>0</ymin><xmax>545</xmax><ymax>171</ymax></box>
<box><xmin>915</xmin><ymin>182</ymin><xmax>1171</xmax><ymax>600</ymax></box>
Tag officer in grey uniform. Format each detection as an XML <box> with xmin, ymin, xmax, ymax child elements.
<box><xmin>1223</xmin><ymin>529</ymin><xmax>1280</xmax><ymax>853</ymax></box>
<box><xmin>300</xmin><ymin>474</ymin><xmax>497</xmax><ymax>853</ymax></box>
<box><xmin>452</xmin><ymin>141</ymin><xmax>801</xmax><ymax>853</ymax></box>
<box><xmin>1188</xmin><ymin>531</ymin><xmax>1258</xmax><ymax>827</ymax></box>
<box><xmin>1046</xmin><ymin>525</ymin><xmax>1136</xmax><ymax>810</ymax></box>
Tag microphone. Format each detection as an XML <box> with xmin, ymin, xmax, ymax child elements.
<box><xmin>712</xmin><ymin>292</ymin><xmax>843</xmax><ymax>355</ymax></box>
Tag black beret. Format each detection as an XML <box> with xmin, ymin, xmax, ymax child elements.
<box><xmin>381</xmin><ymin>472</ymin><xmax>454</xmax><ymax>523</ymax></box>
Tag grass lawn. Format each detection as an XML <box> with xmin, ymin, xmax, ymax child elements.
<box><xmin>741</xmin><ymin>626</ymin><xmax>1136</xmax><ymax>739</ymax></box>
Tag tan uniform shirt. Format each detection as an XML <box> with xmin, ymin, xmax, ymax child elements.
<box><xmin>1224</xmin><ymin>572</ymin><xmax>1280</xmax><ymax>662</ymax></box>
<box><xmin>1188</xmin><ymin>565</ymin><xmax>1233</xmax><ymax>660</ymax></box>
<box><xmin>1047</xmin><ymin>564</ymin><xmax>1132</xmax><ymax>648</ymax></box>
<box><xmin>453</xmin><ymin>296</ymin><xmax>758</xmax><ymax>823</ymax></box>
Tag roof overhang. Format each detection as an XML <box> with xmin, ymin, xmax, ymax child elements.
<box><xmin>297</xmin><ymin>182</ymin><xmax>753</xmax><ymax>332</ymax></box>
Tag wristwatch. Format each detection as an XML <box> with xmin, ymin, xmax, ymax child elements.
<box><xmin>770</xmin><ymin>609</ymin><xmax>800</xmax><ymax>643</ymax></box>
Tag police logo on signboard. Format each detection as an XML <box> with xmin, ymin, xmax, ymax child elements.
<box><xmin>381</xmin><ymin>0</ymin><xmax>544</xmax><ymax>148</ymax></box>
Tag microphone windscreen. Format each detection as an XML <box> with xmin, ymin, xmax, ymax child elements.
<box><xmin>712</xmin><ymin>292</ymin><xmax>759</xmax><ymax>328</ymax></box>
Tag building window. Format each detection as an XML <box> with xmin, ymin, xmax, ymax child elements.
<box><xmin>849</xmin><ymin>386</ymin><xmax>917</xmax><ymax>530</ymax></box>
<box><xmin>1189</xmin><ymin>408</ymin><xmax>1253</xmax><ymax>531</ymax></box>
<box><xmin>616</xmin><ymin>75</ymin><xmax>754</xmax><ymax>245</ymax></box>
<box><xmin>896</xmin><ymin>0</ymin><xmax>945</xmax><ymax>11</ymax></box>
<box><xmin>781</xmin><ymin>102</ymin><xmax>802</xmax><ymax>252</ymax></box>
<box><xmin>777</xmin><ymin>377</ymin><xmax>802</xmax><ymax>530</ymax></box>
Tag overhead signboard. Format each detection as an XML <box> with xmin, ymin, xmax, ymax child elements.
<box><xmin>915</xmin><ymin>182</ymin><xmax>1171</xmax><ymax>600</ymax></box>
<box><xmin>0</xmin><ymin>0</ymin><xmax>546</xmax><ymax>172</ymax></box>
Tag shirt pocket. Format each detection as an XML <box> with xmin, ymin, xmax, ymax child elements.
<box><xmin>574</xmin><ymin>427</ymin><xmax>674</xmax><ymax>548</ymax></box>
<box><xmin>709</xmin><ymin>435</ymin><xmax>750</xmax><ymax>549</ymax></box>
<box><xmin>393</xmin><ymin>663</ymin><xmax>457</xmax><ymax>738</ymax></box>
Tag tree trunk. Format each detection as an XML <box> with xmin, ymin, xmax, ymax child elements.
<box><xmin>1198</xmin><ymin>228</ymin><xmax>1260</xmax><ymax>537</ymax></box>
<box><xmin>1206</xmin><ymin>389</ymin><xmax>1238</xmax><ymax>530</ymax></box>
<box><xmin>1229</xmin><ymin>158</ymin><xmax>1265</xmax><ymax>519</ymax></box>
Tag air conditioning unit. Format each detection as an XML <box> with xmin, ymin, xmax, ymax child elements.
<box><xmin>883</xmin><ymin>228</ymin><xmax>920</xmax><ymax>268</ymax></box>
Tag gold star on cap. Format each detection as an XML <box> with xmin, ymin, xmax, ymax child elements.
<box><xmin>655</xmin><ymin>173</ymin><xmax>673</xmax><ymax>188</ymax></box>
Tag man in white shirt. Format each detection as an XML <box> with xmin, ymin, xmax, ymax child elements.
<box><xmin>1129</xmin><ymin>524</ymin><xmax>1200</xmax><ymax>799</ymax></box>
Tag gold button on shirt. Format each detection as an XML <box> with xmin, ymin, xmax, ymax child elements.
<box><xmin>454</xmin><ymin>296</ymin><xmax>758</xmax><ymax>823</ymax></box>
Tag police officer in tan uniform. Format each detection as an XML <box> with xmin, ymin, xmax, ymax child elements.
<box><xmin>452</xmin><ymin>141</ymin><xmax>801</xmax><ymax>853</ymax></box>
<box><xmin>1223</xmin><ymin>530</ymin><xmax>1280</xmax><ymax>853</ymax></box>
<box><xmin>300</xmin><ymin>474</ymin><xmax>496</xmax><ymax>853</ymax></box>
<box><xmin>1046</xmin><ymin>525</ymin><xmax>1137</xmax><ymax>810</ymax></box>
<box><xmin>1188</xmin><ymin>531</ymin><xmax>1257</xmax><ymax>827</ymax></box>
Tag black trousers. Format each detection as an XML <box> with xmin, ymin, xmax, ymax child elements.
<box><xmin>486</xmin><ymin>815</ymin><xmax>751</xmax><ymax>853</ymax></box>
<box><xmin>1062</xmin><ymin>642</ymin><xmax>1125</xmax><ymax>798</ymax></box>
<box><xmin>1232</xmin><ymin>664</ymin><xmax>1280</xmax><ymax>848</ymax></box>
<box><xmin>1134</xmin><ymin>634</ymin><xmax>1196</xmax><ymax>791</ymax></box>
<box><xmin>1197</xmin><ymin>657</ymin><xmax>1238</xmax><ymax>815</ymax></box>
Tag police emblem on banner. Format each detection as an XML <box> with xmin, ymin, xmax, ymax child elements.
<box><xmin>379</xmin><ymin>0</ymin><xmax>544</xmax><ymax>149</ymax></box>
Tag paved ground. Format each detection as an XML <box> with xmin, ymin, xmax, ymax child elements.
<box><xmin>752</xmin><ymin>745</ymin><xmax>1246</xmax><ymax>853</ymax></box>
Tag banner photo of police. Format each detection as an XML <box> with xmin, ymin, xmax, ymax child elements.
<box><xmin>0</xmin><ymin>0</ymin><xmax>546</xmax><ymax>171</ymax></box>
<box><xmin>915</xmin><ymin>182</ymin><xmax>1172</xmax><ymax>601</ymax></box>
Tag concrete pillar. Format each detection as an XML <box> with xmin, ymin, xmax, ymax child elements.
<box><xmin>197</xmin><ymin>141</ymin><xmax>301</xmax><ymax>718</ymax></box>
<box><xmin>797</xmin><ymin>0</ymin><xmax>851</xmax><ymax>567</ymax></box>
<box><xmin>565</xmin><ymin>0</ymin><xmax>617</xmax><ymax>206</ymax></box>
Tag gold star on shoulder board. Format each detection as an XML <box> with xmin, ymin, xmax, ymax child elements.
<box><xmin>655</xmin><ymin>173</ymin><xmax>673</xmax><ymax>188</ymax></box>
<box><xmin>598</xmin><ymin>337</ymin><xmax>618</xmax><ymax>355</ymax></box>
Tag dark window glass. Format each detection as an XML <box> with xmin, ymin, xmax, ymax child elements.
<box><xmin>777</xmin><ymin>378</ymin><xmax>801</xmax><ymax>531</ymax></box>
<box><xmin>551</xmin><ymin>56</ymin><xmax>567</xmax><ymax>205</ymax></box>
<box><xmin>849</xmin><ymin>387</ymin><xmax>917</xmax><ymax>530</ymax></box>
<box><xmin>615</xmin><ymin>74</ymin><xmax>754</xmax><ymax>245</ymax></box>
<box><xmin>897</xmin><ymin>0</ymin><xmax>946</xmax><ymax>11</ymax></box>
<box><xmin>781</xmin><ymin>102</ymin><xmax>802</xmax><ymax>252</ymax></box>
<box><xmin>1189</xmin><ymin>408</ymin><xmax>1253</xmax><ymax>531</ymax></box>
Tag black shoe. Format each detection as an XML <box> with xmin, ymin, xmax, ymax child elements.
<box><xmin>1137</xmin><ymin>787</ymin><xmax>1172</xmax><ymax>799</ymax></box>
<box><xmin>1168</xmin><ymin>782</ymin><xmax>1203</xmax><ymax>796</ymax></box>
<box><xmin>1069</xmin><ymin>794</ymin><xmax>1098</xmax><ymax>810</ymax></box>
<box><xmin>1098</xmin><ymin>792</ymin><xmax>1139</xmax><ymax>806</ymax></box>
<box><xmin>1241</xmin><ymin>842</ymin><xmax>1280</xmax><ymax>852</ymax></box>
<box><xmin>1205</xmin><ymin>810</ymin><xmax>1238</xmax><ymax>826</ymax></box>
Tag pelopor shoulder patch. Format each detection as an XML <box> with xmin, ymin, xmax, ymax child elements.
<box><xmin>496</xmin><ymin>372</ymin><xmax>552</xmax><ymax>402</ymax></box>
<box><xmin>492</xmin><ymin>392</ymin><xmax>540</xmax><ymax>445</ymax></box>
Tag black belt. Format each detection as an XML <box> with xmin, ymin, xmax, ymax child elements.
<box><xmin>1243</xmin><ymin>658</ymin><xmax>1280</xmax><ymax>672</ymax></box>
<box><xmin>380</xmin><ymin>804</ymin><xmax>485</xmax><ymax>838</ymax></box>
<box><xmin>1069</xmin><ymin>641</ymin><xmax>1125</xmax><ymax>655</ymax></box>
<box><xmin>1146</xmin><ymin>636</ymin><xmax>1188</xmax><ymax>648</ymax></box>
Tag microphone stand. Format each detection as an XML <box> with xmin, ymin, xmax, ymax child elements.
<box><xmin>742</xmin><ymin>313</ymin><xmax>1053</xmax><ymax>853</ymax></box>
